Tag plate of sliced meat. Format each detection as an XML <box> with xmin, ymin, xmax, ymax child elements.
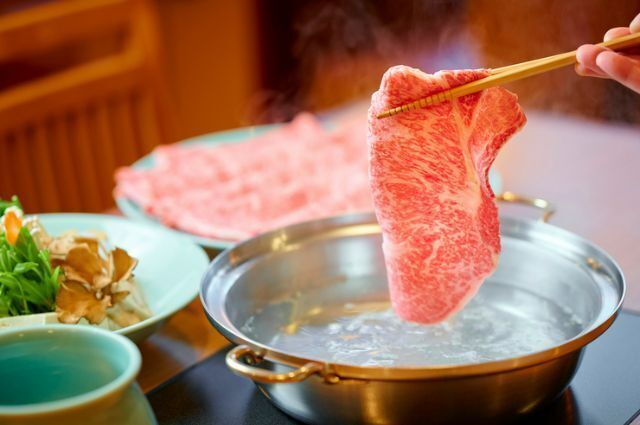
<box><xmin>115</xmin><ymin>110</ymin><xmax>502</xmax><ymax>250</ymax></box>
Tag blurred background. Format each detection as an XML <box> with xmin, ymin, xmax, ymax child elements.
<box><xmin>0</xmin><ymin>0</ymin><xmax>638</xmax><ymax>213</ymax></box>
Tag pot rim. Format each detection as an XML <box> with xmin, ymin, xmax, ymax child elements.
<box><xmin>201</xmin><ymin>212</ymin><xmax>625</xmax><ymax>381</ymax></box>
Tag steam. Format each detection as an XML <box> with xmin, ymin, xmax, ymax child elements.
<box><xmin>248</xmin><ymin>0</ymin><xmax>468</xmax><ymax>123</ymax></box>
<box><xmin>248</xmin><ymin>1</ymin><xmax>640</xmax><ymax>124</ymax></box>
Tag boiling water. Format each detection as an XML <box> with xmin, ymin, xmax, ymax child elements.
<box><xmin>241</xmin><ymin>284</ymin><xmax>585</xmax><ymax>367</ymax></box>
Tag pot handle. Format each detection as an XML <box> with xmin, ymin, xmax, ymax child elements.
<box><xmin>496</xmin><ymin>191</ymin><xmax>555</xmax><ymax>223</ymax></box>
<box><xmin>226</xmin><ymin>345</ymin><xmax>324</xmax><ymax>384</ymax></box>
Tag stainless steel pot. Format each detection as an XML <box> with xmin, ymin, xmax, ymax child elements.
<box><xmin>200</xmin><ymin>195</ymin><xmax>624</xmax><ymax>424</ymax></box>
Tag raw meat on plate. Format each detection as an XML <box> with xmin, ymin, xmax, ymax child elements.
<box><xmin>115</xmin><ymin>113</ymin><xmax>373</xmax><ymax>241</ymax></box>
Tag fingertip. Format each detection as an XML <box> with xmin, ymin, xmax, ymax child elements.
<box><xmin>576</xmin><ymin>44</ymin><xmax>609</xmax><ymax>72</ymax></box>
<box><xmin>576</xmin><ymin>44</ymin><xmax>594</xmax><ymax>64</ymax></box>
<box><xmin>595</xmin><ymin>51</ymin><xmax>616</xmax><ymax>68</ymax></box>
<box><xmin>596</xmin><ymin>51</ymin><xmax>640</xmax><ymax>92</ymax></box>
<box><xmin>596</xmin><ymin>51</ymin><xmax>634</xmax><ymax>81</ymax></box>
<box><xmin>604</xmin><ymin>27</ymin><xmax>631</xmax><ymax>41</ymax></box>
<box><xmin>631</xmin><ymin>13</ymin><xmax>640</xmax><ymax>32</ymax></box>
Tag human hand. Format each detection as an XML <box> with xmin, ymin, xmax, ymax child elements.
<box><xmin>575</xmin><ymin>14</ymin><xmax>640</xmax><ymax>93</ymax></box>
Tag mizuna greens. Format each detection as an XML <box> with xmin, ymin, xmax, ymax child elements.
<box><xmin>0</xmin><ymin>199</ymin><xmax>60</xmax><ymax>317</ymax></box>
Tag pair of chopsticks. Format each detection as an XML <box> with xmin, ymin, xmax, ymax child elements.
<box><xmin>376</xmin><ymin>32</ymin><xmax>640</xmax><ymax>119</ymax></box>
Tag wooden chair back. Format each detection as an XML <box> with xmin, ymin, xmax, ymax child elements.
<box><xmin>0</xmin><ymin>0</ymin><xmax>174</xmax><ymax>212</ymax></box>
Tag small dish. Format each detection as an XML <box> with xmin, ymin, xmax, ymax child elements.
<box><xmin>0</xmin><ymin>214</ymin><xmax>209</xmax><ymax>342</ymax></box>
<box><xmin>0</xmin><ymin>325</ymin><xmax>156</xmax><ymax>425</ymax></box>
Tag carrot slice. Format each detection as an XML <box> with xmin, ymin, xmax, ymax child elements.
<box><xmin>4</xmin><ymin>210</ymin><xmax>22</xmax><ymax>245</ymax></box>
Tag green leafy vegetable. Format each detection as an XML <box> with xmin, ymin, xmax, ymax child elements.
<box><xmin>0</xmin><ymin>227</ymin><xmax>60</xmax><ymax>317</ymax></box>
<box><xmin>0</xmin><ymin>195</ymin><xmax>22</xmax><ymax>217</ymax></box>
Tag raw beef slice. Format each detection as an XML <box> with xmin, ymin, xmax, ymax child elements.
<box><xmin>115</xmin><ymin>113</ymin><xmax>372</xmax><ymax>241</ymax></box>
<box><xmin>368</xmin><ymin>66</ymin><xmax>526</xmax><ymax>324</ymax></box>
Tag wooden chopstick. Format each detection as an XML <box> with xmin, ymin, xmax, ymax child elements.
<box><xmin>377</xmin><ymin>32</ymin><xmax>640</xmax><ymax>119</ymax></box>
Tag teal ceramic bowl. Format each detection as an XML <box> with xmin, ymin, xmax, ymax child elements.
<box><xmin>0</xmin><ymin>325</ymin><xmax>156</xmax><ymax>425</ymax></box>
<box><xmin>37</xmin><ymin>214</ymin><xmax>210</xmax><ymax>342</ymax></box>
<box><xmin>116</xmin><ymin>123</ymin><xmax>504</xmax><ymax>250</ymax></box>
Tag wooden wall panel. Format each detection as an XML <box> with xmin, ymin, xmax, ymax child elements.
<box><xmin>0</xmin><ymin>0</ymin><xmax>178</xmax><ymax>212</ymax></box>
<box><xmin>154</xmin><ymin>0</ymin><xmax>260</xmax><ymax>137</ymax></box>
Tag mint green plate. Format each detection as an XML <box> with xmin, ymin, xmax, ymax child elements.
<box><xmin>38</xmin><ymin>214</ymin><xmax>209</xmax><ymax>343</ymax></box>
<box><xmin>116</xmin><ymin>124</ymin><xmax>503</xmax><ymax>250</ymax></box>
